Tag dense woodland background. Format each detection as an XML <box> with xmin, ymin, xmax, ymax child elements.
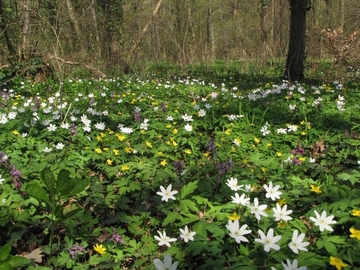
<box><xmin>0</xmin><ymin>0</ymin><xmax>359</xmax><ymax>79</ymax></box>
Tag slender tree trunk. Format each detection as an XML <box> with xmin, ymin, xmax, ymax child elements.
<box><xmin>339</xmin><ymin>0</ymin><xmax>345</xmax><ymax>29</ymax></box>
<box><xmin>206</xmin><ymin>0</ymin><xmax>216</xmax><ymax>60</ymax></box>
<box><xmin>65</xmin><ymin>0</ymin><xmax>85</xmax><ymax>58</ymax></box>
<box><xmin>21</xmin><ymin>0</ymin><xmax>30</xmax><ymax>60</ymax></box>
<box><xmin>128</xmin><ymin>0</ymin><xmax>164</xmax><ymax>62</ymax></box>
<box><xmin>285</xmin><ymin>0</ymin><xmax>309</xmax><ymax>81</ymax></box>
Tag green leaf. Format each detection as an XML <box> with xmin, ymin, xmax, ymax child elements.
<box><xmin>8</xmin><ymin>256</ymin><xmax>31</xmax><ymax>268</ymax></box>
<box><xmin>180</xmin><ymin>199</ymin><xmax>199</xmax><ymax>213</ymax></box>
<box><xmin>315</xmin><ymin>238</ymin><xmax>324</xmax><ymax>249</ymax></box>
<box><xmin>40</xmin><ymin>167</ymin><xmax>56</xmax><ymax>195</ymax></box>
<box><xmin>60</xmin><ymin>178</ymin><xmax>89</xmax><ymax>198</ymax></box>
<box><xmin>62</xmin><ymin>208</ymin><xmax>83</xmax><ymax>221</ymax></box>
<box><xmin>25</xmin><ymin>184</ymin><xmax>51</xmax><ymax>205</ymax></box>
<box><xmin>347</xmin><ymin>248</ymin><xmax>355</xmax><ymax>265</ymax></box>
<box><xmin>0</xmin><ymin>241</ymin><xmax>12</xmax><ymax>261</ymax></box>
<box><xmin>180</xmin><ymin>181</ymin><xmax>198</xmax><ymax>199</ymax></box>
<box><xmin>0</xmin><ymin>262</ymin><xmax>12</xmax><ymax>270</ymax></box>
<box><xmin>162</xmin><ymin>212</ymin><xmax>181</xmax><ymax>226</ymax></box>
<box><xmin>56</xmin><ymin>169</ymin><xmax>71</xmax><ymax>194</ymax></box>
<box><xmin>324</xmin><ymin>241</ymin><xmax>337</xmax><ymax>255</ymax></box>
<box><xmin>193</xmin><ymin>220</ymin><xmax>208</xmax><ymax>239</ymax></box>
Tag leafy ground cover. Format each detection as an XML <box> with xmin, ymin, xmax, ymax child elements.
<box><xmin>0</xmin><ymin>75</ymin><xmax>360</xmax><ymax>269</ymax></box>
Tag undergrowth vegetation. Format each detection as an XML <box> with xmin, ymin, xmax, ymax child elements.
<box><xmin>0</xmin><ymin>72</ymin><xmax>360</xmax><ymax>269</ymax></box>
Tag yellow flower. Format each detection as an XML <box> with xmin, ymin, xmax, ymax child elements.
<box><xmin>203</xmin><ymin>152</ymin><xmax>210</xmax><ymax>158</ymax></box>
<box><xmin>225</xmin><ymin>129</ymin><xmax>231</xmax><ymax>135</ymax></box>
<box><xmin>351</xmin><ymin>209</ymin><xmax>360</xmax><ymax>216</ymax></box>
<box><xmin>277</xmin><ymin>221</ymin><xmax>288</xmax><ymax>228</ymax></box>
<box><xmin>277</xmin><ymin>198</ymin><xmax>286</xmax><ymax>206</ymax></box>
<box><xmin>157</xmin><ymin>151</ymin><xmax>163</xmax><ymax>156</ymax></box>
<box><xmin>172</xmin><ymin>141</ymin><xmax>178</xmax><ymax>147</ymax></box>
<box><xmin>160</xmin><ymin>160</ymin><xmax>167</xmax><ymax>166</ymax></box>
<box><xmin>231</xmin><ymin>146</ymin><xmax>236</xmax><ymax>152</ymax></box>
<box><xmin>329</xmin><ymin>256</ymin><xmax>347</xmax><ymax>270</ymax></box>
<box><xmin>300</xmin><ymin>120</ymin><xmax>305</xmax><ymax>125</ymax></box>
<box><xmin>103</xmin><ymin>147</ymin><xmax>109</xmax><ymax>151</ymax></box>
<box><xmin>227</xmin><ymin>212</ymin><xmax>241</xmax><ymax>221</ymax></box>
<box><xmin>12</xmin><ymin>130</ymin><xmax>20</xmax><ymax>136</ymax></box>
<box><xmin>310</xmin><ymin>184</ymin><xmax>322</xmax><ymax>194</ymax></box>
<box><xmin>266</xmin><ymin>143</ymin><xmax>272</xmax><ymax>147</ymax></box>
<box><xmin>145</xmin><ymin>141</ymin><xmax>152</xmax><ymax>148</ymax></box>
<box><xmin>184</xmin><ymin>149</ymin><xmax>192</xmax><ymax>155</ymax></box>
<box><xmin>140</xmin><ymin>130</ymin><xmax>146</xmax><ymax>134</ymax></box>
<box><xmin>350</xmin><ymin>228</ymin><xmax>360</xmax><ymax>240</ymax></box>
<box><xmin>93</xmin><ymin>244</ymin><xmax>106</xmax><ymax>255</ymax></box>
<box><xmin>100</xmin><ymin>132</ymin><xmax>106</xmax><ymax>137</ymax></box>
<box><xmin>261</xmin><ymin>167</ymin><xmax>267</xmax><ymax>173</ymax></box>
<box><xmin>116</xmin><ymin>134</ymin><xmax>126</xmax><ymax>141</ymax></box>
<box><xmin>276</xmin><ymin>152</ymin><xmax>282</xmax><ymax>157</ymax></box>
<box><xmin>107</xmin><ymin>129</ymin><xmax>114</xmax><ymax>134</ymax></box>
<box><xmin>166</xmin><ymin>124</ymin><xmax>172</xmax><ymax>128</ymax></box>
<box><xmin>299</xmin><ymin>157</ymin><xmax>306</xmax><ymax>161</ymax></box>
<box><xmin>173</xmin><ymin>129</ymin><xmax>178</xmax><ymax>134</ymax></box>
<box><xmin>233</xmin><ymin>138</ymin><xmax>241</xmax><ymax>145</ymax></box>
<box><xmin>301</xmin><ymin>131</ymin><xmax>306</xmax><ymax>135</ymax></box>
<box><xmin>121</xmin><ymin>165</ymin><xmax>129</xmax><ymax>171</ymax></box>
<box><xmin>106</xmin><ymin>159</ymin><xmax>113</xmax><ymax>165</ymax></box>
<box><xmin>96</xmin><ymin>136</ymin><xmax>102</xmax><ymax>141</ymax></box>
<box><xmin>113</xmin><ymin>149</ymin><xmax>119</xmax><ymax>156</ymax></box>
<box><xmin>125</xmin><ymin>147</ymin><xmax>133</xmax><ymax>153</ymax></box>
<box><xmin>95</xmin><ymin>148</ymin><xmax>102</xmax><ymax>154</ymax></box>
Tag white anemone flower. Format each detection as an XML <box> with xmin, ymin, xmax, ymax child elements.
<box><xmin>226</xmin><ymin>220</ymin><xmax>252</xmax><ymax>244</ymax></box>
<box><xmin>154</xmin><ymin>254</ymin><xmax>178</xmax><ymax>270</ymax></box>
<box><xmin>272</xmin><ymin>204</ymin><xmax>293</xmax><ymax>222</ymax></box>
<box><xmin>288</xmin><ymin>230</ymin><xmax>309</xmax><ymax>254</ymax></box>
<box><xmin>255</xmin><ymin>228</ymin><xmax>281</xmax><ymax>252</ymax></box>
<box><xmin>156</xmin><ymin>184</ymin><xmax>178</xmax><ymax>202</ymax></box>
<box><xmin>309</xmin><ymin>210</ymin><xmax>337</xmax><ymax>232</ymax></box>
<box><xmin>179</xmin><ymin>226</ymin><xmax>196</xmax><ymax>243</ymax></box>
<box><xmin>282</xmin><ymin>259</ymin><xmax>307</xmax><ymax>270</ymax></box>
<box><xmin>154</xmin><ymin>231</ymin><xmax>177</xmax><ymax>247</ymax></box>
<box><xmin>263</xmin><ymin>181</ymin><xmax>282</xmax><ymax>201</ymax></box>
<box><xmin>249</xmin><ymin>197</ymin><xmax>268</xmax><ymax>221</ymax></box>
<box><xmin>226</xmin><ymin>177</ymin><xmax>244</xmax><ymax>191</ymax></box>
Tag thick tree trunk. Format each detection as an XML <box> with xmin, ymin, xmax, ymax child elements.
<box><xmin>285</xmin><ymin>0</ymin><xmax>309</xmax><ymax>81</ymax></box>
<box><xmin>0</xmin><ymin>0</ymin><xmax>16</xmax><ymax>57</ymax></box>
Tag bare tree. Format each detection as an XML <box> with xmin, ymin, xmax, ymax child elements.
<box><xmin>285</xmin><ymin>0</ymin><xmax>310</xmax><ymax>81</ymax></box>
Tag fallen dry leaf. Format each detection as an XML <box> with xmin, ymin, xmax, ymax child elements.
<box><xmin>21</xmin><ymin>248</ymin><xmax>43</xmax><ymax>263</ymax></box>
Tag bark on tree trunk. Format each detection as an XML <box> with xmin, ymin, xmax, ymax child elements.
<box><xmin>0</xmin><ymin>0</ymin><xmax>16</xmax><ymax>57</ymax></box>
<box><xmin>65</xmin><ymin>0</ymin><xmax>85</xmax><ymax>58</ymax></box>
<box><xmin>206</xmin><ymin>0</ymin><xmax>216</xmax><ymax>60</ymax></box>
<box><xmin>285</xmin><ymin>0</ymin><xmax>309</xmax><ymax>81</ymax></box>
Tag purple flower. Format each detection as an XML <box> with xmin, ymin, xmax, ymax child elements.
<box><xmin>110</xmin><ymin>230</ymin><xmax>123</xmax><ymax>244</ymax></box>
<box><xmin>291</xmin><ymin>157</ymin><xmax>302</xmax><ymax>165</ymax></box>
<box><xmin>172</xmin><ymin>161</ymin><xmax>185</xmax><ymax>176</ymax></box>
<box><xmin>290</xmin><ymin>143</ymin><xmax>305</xmax><ymax>155</ymax></box>
<box><xmin>68</xmin><ymin>244</ymin><xmax>85</xmax><ymax>258</ymax></box>
<box><xmin>71</xmin><ymin>124</ymin><xmax>77</xmax><ymax>136</ymax></box>
<box><xmin>206</xmin><ymin>139</ymin><xmax>217</xmax><ymax>159</ymax></box>
<box><xmin>160</xmin><ymin>102</ymin><xmax>167</xmax><ymax>113</ymax></box>
<box><xmin>134</xmin><ymin>111</ymin><xmax>141</xmax><ymax>122</ymax></box>
<box><xmin>216</xmin><ymin>159</ymin><xmax>233</xmax><ymax>182</ymax></box>
<box><xmin>10</xmin><ymin>166</ymin><xmax>22</xmax><ymax>179</ymax></box>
